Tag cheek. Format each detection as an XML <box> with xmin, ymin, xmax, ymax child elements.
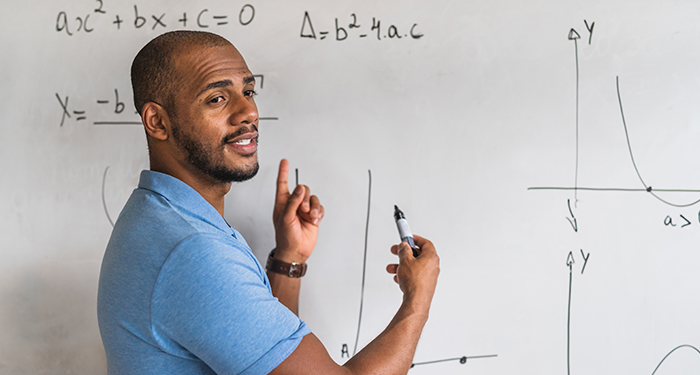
<box><xmin>192</xmin><ymin>114</ymin><xmax>220</xmax><ymax>136</ymax></box>
<box><xmin>182</xmin><ymin>106</ymin><xmax>230</xmax><ymax>141</ymax></box>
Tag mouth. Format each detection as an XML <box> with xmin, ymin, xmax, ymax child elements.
<box><xmin>224</xmin><ymin>131</ymin><xmax>258</xmax><ymax>155</ymax></box>
<box><xmin>234</xmin><ymin>138</ymin><xmax>253</xmax><ymax>146</ymax></box>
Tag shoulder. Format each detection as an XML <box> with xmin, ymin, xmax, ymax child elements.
<box><xmin>152</xmin><ymin>231</ymin><xmax>268</xmax><ymax>306</ymax></box>
<box><xmin>167</xmin><ymin>232</ymin><xmax>262</xmax><ymax>277</ymax></box>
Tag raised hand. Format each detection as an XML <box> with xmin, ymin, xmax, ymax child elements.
<box><xmin>272</xmin><ymin>159</ymin><xmax>325</xmax><ymax>263</ymax></box>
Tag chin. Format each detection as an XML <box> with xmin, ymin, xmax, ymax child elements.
<box><xmin>227</xmin><ymin>160</ymin><xmax>260</xmax><ymax>183</ymax></box>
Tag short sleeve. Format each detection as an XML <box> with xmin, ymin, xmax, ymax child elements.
<box><xmin>150</xmin><ymin>233</ymin><xmax>310</xmax><ymax>375</ymax></box>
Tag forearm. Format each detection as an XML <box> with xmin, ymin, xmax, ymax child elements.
<box><xmin>268</xmin><ymin>271</ymin><xmax>301</xmax><ymax>314</ymax></box>
<box><xmin>267</xmin><ymin>245</ymin><xmax>309</xmax><ymax>315</ymax></box>
<box><xmin>342</xmin><ymin>297</ymin><xmax>429</xmax><ymax>375</ymax></box>
<box><xmin>268</xmin><ymin>239</ymin><xmax>439</xmax><ymax>375</ymax></box>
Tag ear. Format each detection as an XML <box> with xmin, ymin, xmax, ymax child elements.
<box><xmin>141</xmin><ymin>102</ymin><xmax>170</xmax><ymax>141</ymax></box>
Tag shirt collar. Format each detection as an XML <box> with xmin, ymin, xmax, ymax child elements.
<box><xmin>137</xmin><ymin>170</ymin><xmax>236</xmax><ymax>237</ymax></box>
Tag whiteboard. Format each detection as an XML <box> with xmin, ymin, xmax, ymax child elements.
<box><xmin>2</xmin><ymin>0</ymin><xmax>700</xmax><ymax>373</ymax></box>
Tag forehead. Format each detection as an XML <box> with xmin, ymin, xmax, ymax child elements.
<box><xmin>173</xmin><ymin>44</ymin><xmax>252</xmax><ymax>93</ymax></box>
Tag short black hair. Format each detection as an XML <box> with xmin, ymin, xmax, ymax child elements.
<box><xmin>131</xmin><ymin>30</ymin><xmax>230</xmax><ymax>116</ymax></box>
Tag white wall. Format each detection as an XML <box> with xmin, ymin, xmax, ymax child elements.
<box><xmin>2</xmin><ymin>0</ymin><xmax>700</xmax><ymax>373</ymax></box>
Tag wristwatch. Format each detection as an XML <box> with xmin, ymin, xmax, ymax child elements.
<box><xmin>266</xmin><ymin>249</ymin><xmax>307</xmax><ymax>278</ymax></box>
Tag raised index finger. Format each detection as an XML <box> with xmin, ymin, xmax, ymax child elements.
<box><xmin>276</xmin><ymin>159</ymin><xmax>291</xmax><ymax>203</ymax></box>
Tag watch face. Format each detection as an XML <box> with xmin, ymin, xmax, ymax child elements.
<box><xmin>289</xmin><ymin>263</ymin><xmax>307</xmax><ymax>277</ymax></box>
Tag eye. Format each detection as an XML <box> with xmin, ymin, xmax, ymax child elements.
<box><xmin>245</xmin><ymin>90</ymin><xmax>258</xmax><ymax>97</ymax></box>
<box><xmin>209</xmin><ymin>95</ymin><xmax>225</xmax><ymax>104</ymax></box>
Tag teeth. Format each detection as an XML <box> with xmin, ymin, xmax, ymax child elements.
<box><xmin>235</xmin><ymin>139</ymin><xmax>252</xmax><ymax>145</ymax></box>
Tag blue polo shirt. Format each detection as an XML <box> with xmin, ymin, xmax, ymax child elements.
<box><xmin>97</xmin><ymin>170</ymin><xmax>309</xmax><ymax>375</ymax></box>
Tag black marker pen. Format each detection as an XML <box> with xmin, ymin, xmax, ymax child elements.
<box><xmin>394</xmin><ymin>205</ymin><xmax>420</xmax><ymax>257</ymax></box>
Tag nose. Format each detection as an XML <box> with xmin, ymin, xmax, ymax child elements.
<box><xmin>229</xmin><ymin>93</ymin><xmax>258</xmax><ymax>126</ymax></box>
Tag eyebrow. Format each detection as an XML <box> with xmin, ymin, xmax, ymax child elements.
<box><xmin>197</xmin><ymin>76</ymin><xmax>255</xmax><ymax>97</ymax></box>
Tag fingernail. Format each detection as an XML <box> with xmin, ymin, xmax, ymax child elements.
<box><xmin>294</xmin><ymin>185</ymin><xmax>303</xmax><ymax>195</ymax></box>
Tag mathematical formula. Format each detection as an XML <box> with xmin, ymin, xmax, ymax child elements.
<box><xmin>663</xmin><ymin>211</ymin><xmax>700</xmax><ymax>229</ymax></box>
<box><xmin>55</xmin><ymin>89</ymin><xmax>139</xmax><ymax>127</ymax></box>
<box><xmin>300</xmin><ymin>12</ymin><xmax>424</xmax><ymax>41</ymax></box>
<box><xmin>56</xmin><ymin>1</ymin><xmax>256</xmax><ymax>36</ymax></box>
<box><xmin>54</xmin><ymin>75</ymin><xmax>276</xmax><ymax>127</ymax></box>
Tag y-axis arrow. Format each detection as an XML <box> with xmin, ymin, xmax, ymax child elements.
<box><xmin>568</xmin><ymin>28</ymin><xmax>581</xmax><ymax>205</ymax></box>
<box><xmin>566</xmin><ymin>251</ymin><xmax>575</xmax><ymax>375</ymax></box>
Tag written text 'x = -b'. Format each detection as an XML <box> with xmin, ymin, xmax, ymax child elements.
<box><xmin>55</xmin><ymin>89</ymin><xmax>139</xmax><ymax>127</ymax></box>
<box><xmin>55</xmin><ymin>75</ymin><xmax>273</xmax><ymax>127</ymax></box>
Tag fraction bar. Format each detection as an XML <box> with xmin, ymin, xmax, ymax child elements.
<box><xmin>93</xmin><ymin>121</ymin><xmax>143</xmax><ymax>125</ymax></box>
<box><xmin>95</xmin><ymin>119</ymin><xmax>279</xmax><ymax>125</ymax></box>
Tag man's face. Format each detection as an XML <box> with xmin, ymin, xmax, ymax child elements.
<box><xmin>167</xmin><ymin>43</ymin><xmax>259</xmax><ymax>183</ymax></box>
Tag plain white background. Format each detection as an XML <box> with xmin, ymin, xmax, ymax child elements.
<box><xmin>2</xmin><ymin>1</ymin><xmax>700</xmax><ymax>373</ymax></box>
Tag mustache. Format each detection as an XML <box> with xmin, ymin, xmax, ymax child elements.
<box><xmin>221</xmin><ymin>125</ymin><xmax>259</xmax><ymax>146</ymax></box>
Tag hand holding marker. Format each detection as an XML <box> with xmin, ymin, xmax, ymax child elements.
<box><xmin>393</xmin><ymin>205</ymin><xmax>420</xmax><ymax>257</ymax></box>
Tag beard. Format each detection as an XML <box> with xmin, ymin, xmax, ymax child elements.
<box><xmin>171</xmin><ymin>121</ymin><xmax>259</xmax><ymax>183</ymax></box>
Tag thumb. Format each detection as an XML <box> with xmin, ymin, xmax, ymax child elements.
<box><xmin>283</xmin><ymin>184</ymin><xmax>306</xmax><ymax>221</ymax></box>
<box><xmin>397</xmin><ymin>242</ymin><xmax>413</xmax><ymax>262</ymax></box>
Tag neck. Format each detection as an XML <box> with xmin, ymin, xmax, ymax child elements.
<box><xmin>149</xmin><ymin>157</ymin><xmax>231</xmax><ymax>217</ymax></box>
<box><xmin>183</xmin><ymin>176</ymin><xmax>231</xmax><ymax>217</ymax></box>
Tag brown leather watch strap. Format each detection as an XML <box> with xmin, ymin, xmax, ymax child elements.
<box><xmin>265</xmin><ymin>249</ymin><xmax>307</xmax><ymax>278</ymax></box>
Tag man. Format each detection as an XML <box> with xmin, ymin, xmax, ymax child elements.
<box><xmin>97</xmin><ymin>30</ymin><xmax>440</xmax><ymax>375</ymax></box>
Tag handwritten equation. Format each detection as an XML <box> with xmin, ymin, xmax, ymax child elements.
<box><xmin>55</xmin><ymin>75</ymin><xmax>276</xmax><ymax>127</ymax></box>
<box><xmin>663</xmin><ymin>211</ymin><xmax>700</xmax><ymax>229</ymax></box>
<box><xmin>56</xmin><ymin>1</ymin><xmax>256</xmax><ymax>36</ymax></box>
<box><xmin>55</xmin><ymin>89</ymin><xmax>140</xmax><ymax>127</ymax></box>
<box><xmin>300</xmin><ymin>12</ymin><xmax>424</xmax><ymax>41</ymax></box>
